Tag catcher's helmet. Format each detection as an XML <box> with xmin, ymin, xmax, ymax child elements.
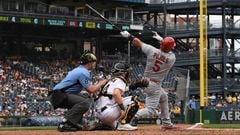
<box><xmin>80</xmin><ymin>52</ymin><xmax>97</xmax><ymax>64</ymax></box>
<box><xmin>111</xmin><ymin>62</ymin><xmax>131</xmax><ymax>82</ymax></box>
<box><xmin>161</xmin><ymin>37</ymin><xmax>175</xmax><ymax>53</ymax></box>
<box><xmin>112</xmin><ymin>63</ymin><xmax>130</xmax><ymax>73</ymax></box>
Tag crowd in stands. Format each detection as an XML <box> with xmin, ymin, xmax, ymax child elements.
<box><xmin>187</xmin><ymin>93</ymin><xmax>240</xmax><ymax>110</ymax></box>
<box><xmin>207</xmin><ymin>93</ymin><xmax>240</xmax><ymax>109</ymax></box>
<box><xmin>0</xmin><ymin>58</ymin><xmax>74</xmax><ymax>117</ymax></box>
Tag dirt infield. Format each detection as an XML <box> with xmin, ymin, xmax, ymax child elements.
<box><xmin>0</xmin><ymin>124</ymin><xmax>240</xmax><ymax>135</ymax></box>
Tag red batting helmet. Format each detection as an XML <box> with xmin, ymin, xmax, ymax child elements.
<box><xmin>161</xmin><ymin>37</ymin><xmax>175</xmax><ymax>53</ymax></box>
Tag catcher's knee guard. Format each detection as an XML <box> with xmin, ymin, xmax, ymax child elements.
<box><xmin>131</xmin><ymin>96</ymin><xmax>140</xmax><ymax>103</ymax></box>
<box><xmin>121</xmin><ymin>96</ymin><xmax>140</xmax><ymax>124</ymax></box>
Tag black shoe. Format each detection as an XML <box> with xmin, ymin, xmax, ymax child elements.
<box><xmin>58</xmin><ymin>121</ymin><xmax>82</xmax><ymax>132</ymax></box>
<box><xmin>131</xmin><ymin>117</ymin><xmax>138</xmax><ymax>126</ymax></box>
<box><xmin>73</xmin><ymin>123</ymin><xmax>83</xmax><ymax>130</ymax></box>
<box><xmin>58</xmin><ymin>122</ymin><xmax>78</xmax><ymax>132</ymax></box>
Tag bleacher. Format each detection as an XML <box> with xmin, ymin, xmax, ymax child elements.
<box><xmin>27</xmin><ymin>101</ymin><xmax>52</xmax><ymax>112</ymax></box>
<box><xmin>131</xmin><ymin>64</ymin><xmax>145</xmax><ymax>80</ymax></box>
<box><xmin>162</xmin><ymin>72</ymin><xmax>177</xmax><ymax>89</ymax></box>
<box><xmin>123</xmin><ymin>88</ymin><xmax>146</xmax><ymax>102</ymax></box>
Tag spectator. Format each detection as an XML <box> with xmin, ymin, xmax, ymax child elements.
<box><xmin>232</xmin><ymin>93</ymin><xmax>237</xmax><ymax>105</ymax></box>
<box><xmin>216</xmin><ymin>101</ymin><xmax>223</xmax><ymax>108</ymax></box>
<box><xmin>172</xmin><ymin>103</ymin><xmax>181</xmax><ymax>117</ymax></box>
<box><xmin>208</xmin><ymin>93</ymin><xmax>216</xmax><ymax>106</ymax></box>
<box><xmin>188</xmin><ymin>47</ymin><xmax>194</xmax><ymax>56</ymax></box>
<box><xmin>237</xmin><ymin>94</ymin><xmax>240</xmax><ymax>104</ymax></box>
<box><xmin>226</xmin><ymin>94</ymin><xmax>233</xmax><ymax>104</ymax></box>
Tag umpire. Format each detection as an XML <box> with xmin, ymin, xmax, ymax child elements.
<box><xmin>48</xmin><ymin>52</ymin><xmax>107</xmax><ymax>132</ymax></box>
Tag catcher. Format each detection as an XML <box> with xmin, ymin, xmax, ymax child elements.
<box><xmin>86</xmin><ymin>62</ymin><xmax>148</xmax><ymax>131</ymax></box>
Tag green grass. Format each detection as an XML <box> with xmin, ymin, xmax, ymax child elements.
<box><xmin>203</xmin><ymin>124</ymin><xmax>240</xmax><ymax>129</ymax></box>
<box><xmin>0</xmin><ymin>126</ymin><xmax>57</xmax><ymax>131</ymax></box>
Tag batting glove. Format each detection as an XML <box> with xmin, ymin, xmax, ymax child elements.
<box><xmin>152</xmin><ymin>31</ymin><xmax>163</xmax><ymax>42</ymax></box>
<box><xmin>120</xmin><ymin>31</ymin><xmax>135</xmax><ymax>41</ymax></box>
<box><xmin>120</xmin><ymin>31</ymin><xmax>131</xmax><ymax>38</ymax></box>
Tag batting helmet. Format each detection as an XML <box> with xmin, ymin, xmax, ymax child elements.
<box><xmin>80</xmin><ymin>52</ymin><xmax>97</xmax><ymax>64</ymax></box>
<box><xmin>111</xmin><ymin>63</ymin><xmax>131</xmax><ymax>82</ymax></box>
<box><xmin>161</xmin><ymin>37</ymin><xmax>175</xmax><ymax>53</ymax></box>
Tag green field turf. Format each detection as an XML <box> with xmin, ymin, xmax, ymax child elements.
<box><xmin>0</xmin><ymin>126</ymin><xmax>57</xmax><ymax>131</ymax></box>
<box><xmin>203</xmin><ymin>124</ymin><xmax>240</xmax><ymax>129</ymax></box>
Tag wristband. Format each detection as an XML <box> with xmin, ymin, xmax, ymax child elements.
<box><xmin>118</xmin><ymin>103</ymin><xmax>125</xmax><ymax>110</ymax></box>
<box><xmin>128</xmin><ymin>35</ymin><xmax>135</xmax><ymax>42</ymax></box>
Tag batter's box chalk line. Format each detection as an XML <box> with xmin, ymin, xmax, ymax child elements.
<box><xmin>187</xmin><ymin>123</ymin><xmax>204</xmax><ymax>130</ymax></box>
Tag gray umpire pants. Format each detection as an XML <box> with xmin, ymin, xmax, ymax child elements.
<box><xmin>61</xmin><ymin>93</ymin><xmax>91</xmax><ymax>125</ymax></box>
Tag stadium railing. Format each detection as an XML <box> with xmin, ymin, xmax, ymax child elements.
<box><xmin>0</xmin><ymin>116</ymin><xmax>28</xmax><ymax>127</ymax></box>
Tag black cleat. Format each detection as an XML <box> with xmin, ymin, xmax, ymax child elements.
<box><xmin>131</xmin><ymin>117</ymin><xmax>138</xmax><ymax>126</ymax></box>
<box><xmin>57</xmin><ymin>121</ymin><xmax>83</xmax><ymax>132</ymax></box>
<box><xmin>58</xmin><ymin>123</ymin><xmax>78</xmax><ymax>132</ymax></box>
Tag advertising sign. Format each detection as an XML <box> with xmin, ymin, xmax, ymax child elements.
<box><xmin>85</xmin><ymin>22</ymin><xmax>96</xmax><ymax>29</ymax></box>
<box><xmin>0</xmin><ymin>14</ymin><xmax>131</xmax><ymax>31</ymax></box>
<box><xmin>0</xmin><ymin>16</ymin><xmax>9</xmax><ymax>22</ymax></box>
<box><xmin>47</xmin><ymin>19</ymin><xmax>66</xmax><ymax>26</ymax></box>
<box><xmin>217</xmin><ymin>111</ymin><xmax>240</xmax><ymax>124</ymax></box>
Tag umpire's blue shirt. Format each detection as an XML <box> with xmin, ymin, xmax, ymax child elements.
<box><xmin>53</xmin><ymin>65</ymin><xmax>91</xmax><ymax>94</ymax></box>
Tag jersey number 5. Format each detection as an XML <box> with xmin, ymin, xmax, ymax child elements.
<box><xmin>152</xmin><ymin>60</ymin><xmax>163</xmax><ymax>72</ymax></box>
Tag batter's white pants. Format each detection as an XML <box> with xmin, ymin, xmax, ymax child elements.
<box><xmin>135</xmin><ymin>81</ymin><xmax>171</xmax><ymax>120</ymax></box>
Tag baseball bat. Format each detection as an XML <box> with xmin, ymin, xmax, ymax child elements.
<box><xmin>85</xmin><ymin>4</ymin><xmax>123</xmax><ymax>32</ymax></box>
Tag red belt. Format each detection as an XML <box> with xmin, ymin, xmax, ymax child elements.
<box><xmin>150</xmin><ymin>79</ymin><xmax>158</xmax><ymax>83</ymax></box>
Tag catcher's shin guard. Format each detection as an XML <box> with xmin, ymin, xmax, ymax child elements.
<box><xmin>121</xmin><ymin>96</ymin><xmax>140</xmax><ymax>124</ymax></box>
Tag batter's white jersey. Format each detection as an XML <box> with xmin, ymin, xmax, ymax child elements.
<box><xmin>141</xmin><ymin>43</ymin><xmax>176</xmax><ymax>84</ymax></box>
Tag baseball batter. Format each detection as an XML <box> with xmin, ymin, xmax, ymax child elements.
<box><xmin>90</xmin><ymin>63</ymin><xmax>140</xmax><ymax>131</ymax></box>
<box><xmin>120</xmin><ymin>31</ymin><xmax>176</xmax><ymax>129</ymax></box>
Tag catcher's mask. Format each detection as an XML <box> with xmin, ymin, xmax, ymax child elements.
<box><xmin>111</xmin><ymin>62</ymin><xmax>131</xmax><ymax>83</ymax></box>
